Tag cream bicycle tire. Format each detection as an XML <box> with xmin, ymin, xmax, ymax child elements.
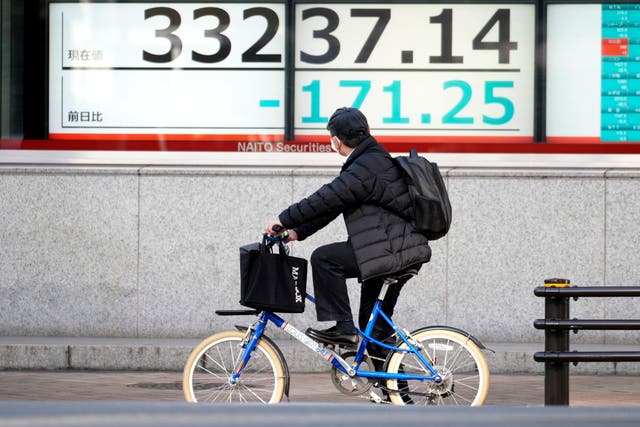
<box><xmin>386</xmin><ymin>329</ymin><xmax>490</xmax><ymax>406</ymax></box>
<box><xmin>183</xmin><ymin>330</ymin><xmax>286</xmax><ymax>403</ymax></box>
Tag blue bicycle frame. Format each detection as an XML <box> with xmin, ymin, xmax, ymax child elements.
<box><xmin>230</xmin><ymin>291</ymin><xmax>442</xmax><ymax>385</ymax></box>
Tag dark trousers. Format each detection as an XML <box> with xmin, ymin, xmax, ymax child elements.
<box><xmin>310</xmin><ymin>241</ymin><xmax>404</xmax><ymax>363</ymax></box>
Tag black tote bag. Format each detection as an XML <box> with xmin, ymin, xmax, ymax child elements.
<box><xmin>239</xmin><ymin>236</ymin><xmax>307</xmax><ymax>313</ymax></box>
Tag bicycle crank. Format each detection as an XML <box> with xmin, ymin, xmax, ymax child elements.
<box><xmin>330</xmin><ymin>351</ymin><xmax>374</xmax><ymax>396</ymax></box>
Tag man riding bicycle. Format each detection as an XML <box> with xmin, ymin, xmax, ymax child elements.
<box><xmin>265</xmin><ymin>107</ymin><xmax>431</xmax><ymax>368</ymax></box>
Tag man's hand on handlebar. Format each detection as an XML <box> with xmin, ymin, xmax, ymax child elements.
<box><xmin>265</xmin><ymin>221</ymin><xmax>298</xmax><ymax>243</ymax></box>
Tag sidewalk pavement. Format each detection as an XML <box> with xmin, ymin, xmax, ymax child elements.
<box><xmin>2</xmin><ymin>336</ymin><xmax>640</xmax><ymax>406</ymax></box>
<box><xmin>1</xmin><ymin>370</ymin><xmax>640</xmax><ymax>406</ymax></box>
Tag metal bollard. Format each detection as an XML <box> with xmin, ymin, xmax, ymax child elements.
<box><xmin>543</xmin><ymin>278</ymin><xmax>571</xmax><ymax>405</ymax></box>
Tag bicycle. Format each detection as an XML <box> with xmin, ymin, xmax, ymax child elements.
<box><xmin>183</xmin><ymin>234</ymin><xmax>490</xmax><ymax>406</ymax></box>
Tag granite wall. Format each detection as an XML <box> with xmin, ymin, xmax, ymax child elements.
<box><xmin>1</xmin><ymin>165</ymin><xmax>640</xmax><ymax>347</ymax></box>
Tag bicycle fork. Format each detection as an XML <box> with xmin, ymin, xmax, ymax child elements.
<box><xmin>229</xmin><ymin>319</ymin><xmax>268</xmax><ymax>384</ymax></box>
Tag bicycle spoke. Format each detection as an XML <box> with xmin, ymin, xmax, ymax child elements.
<box><xmin>448</xmin><ymin>361</ymin><xmax>479</xmax><ymax>375</ymax></box>
<box><xmin>239</xmin><ymin>374</ymin><xmax>273</xmax><ymax>382</ymax></box>
<box><xmin>244</xmin><ymin>362</ymin><xmax>272</xmax><ymax>377</ymax></box>
<box><xmin>196</xmin><ymin>361</ymin><xmax>225</xmax><ymax>379</ymax></box>
<box><xmin>214</xmin><ymin>385</ymin><xmax>232</xmax><ymax>402</ymax></box>
<box><xmin>454</xmin><ymin>358</ymin><xmax>478</xmax><ymax>370</ymax></box>
<box><xmin>443</xmin><ymin>339</ymin><xmax>451</xmax><ymax>370</ymax></box>
<box><xmin>231</xmin><ymin>340</ymin><xmax>243</xmax><ymax>371</ymax></box>
<box><xmin>205</xmin><ymin>384</ymin><xmax>230</xmax><ymax>403</ymax></box>
<box><xmin>239</xmin><ymin>383</ymin><xmax>268</xmax><ymax>403</ymax></box>
<box><xmin>451</xmin><ymin>390</ymin><xmax>474</xmax><ymax>405</ymax></box>
<box><xmin>206</xmin><ymin>346</ymin><xmax>230</xmax><ymax>374</ymax></box>
<box><xmin>453</xmin><ymin>378</ymin><xmax>480</xmax><ymax>392</ymax></box>
<box><xmin>429</xmin><ymin>339</ymin><xmax>437</xmax><ymax>365</ymax></box>
<box><xmin>453</xmin><ymin>373</ymin><xmax>480</xmax><ymax>383</ymax></box>
<box><xmin>443</xmin><ymin>394</ymin><xmax>454</xmax><ymax>406</ymax></box>
<box><xmin>445</xmin><ymin>343</ymin><xmax>466</xmax><ymax>371</ymax></box>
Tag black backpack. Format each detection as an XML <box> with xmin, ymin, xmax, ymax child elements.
<box><xmin>395</xmin><ymin>149</ymin><xmax>452</xmax><ymax>240</ymax></box>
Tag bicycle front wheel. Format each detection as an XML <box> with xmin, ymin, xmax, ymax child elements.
<box><xmin>183</xmin><ymin>330</ymin><xmax>286</xmax><ymax>403</ymax></box>
<box><xmin>386</xmin><ymin>329</ymin><xmax>490</xmax><ymax>406</ymax></box>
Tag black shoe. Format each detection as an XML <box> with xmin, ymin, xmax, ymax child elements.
<box><xmin>305</xmin><ymin>327</ymin><xmax>359</xmax><ymax>347</ymax></box>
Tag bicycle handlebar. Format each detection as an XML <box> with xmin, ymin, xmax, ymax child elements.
<box><xmin>264</xmin><ymin>224</ymin><xmax>289</xmax><ymax>248</ymax></box>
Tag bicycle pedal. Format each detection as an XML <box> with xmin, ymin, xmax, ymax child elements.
<box><xmin>340</xmin><ymin>343</ymin><xmax>358</xmax><ymax>350</ymax></box>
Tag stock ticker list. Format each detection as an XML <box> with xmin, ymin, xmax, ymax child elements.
<box><xmin>601</xmin><ymin>4</ymin><xmax>640</xmax><ymax>142</ymax></box>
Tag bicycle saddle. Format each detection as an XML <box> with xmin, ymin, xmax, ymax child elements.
<box><xmin>383</xmin><ymin>265</ymin><xmax>420</xmax><ymax>285</ymax></box>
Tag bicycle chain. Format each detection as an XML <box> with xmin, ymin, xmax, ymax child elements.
<box><xmin>372</xmin><ymin>382</ymin><xmax>430</xmax><ymax>398</ymax></box>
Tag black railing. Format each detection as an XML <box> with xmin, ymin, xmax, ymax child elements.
<box><xmin>533</xmin><ymin>278</ymin><xmax>640</xmax><ymax>406</ymax></box>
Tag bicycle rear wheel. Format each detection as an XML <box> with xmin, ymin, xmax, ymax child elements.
<box><xmin>385</xmin><ymin>329</ymin><xmax>490</xmax><ymax>406</ymax></box>
<box><xmin>183</xmin><ymin>330</ymin><xmax>286</xmax><ymax>403</ymax></box>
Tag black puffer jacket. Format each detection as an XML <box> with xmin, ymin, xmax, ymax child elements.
<box><xmin>279</xmin><ymin>136</ymin><xmax>431</xmax><ymax>280</ymax></box>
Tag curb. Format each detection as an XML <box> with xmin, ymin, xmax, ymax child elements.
<box><xmin>1</xmin><ymin>337</ymin><xmax>639</xmax><ymax>374</ymax></box>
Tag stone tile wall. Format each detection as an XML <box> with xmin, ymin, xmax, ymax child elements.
<box><xmin>1</xmin><ymin>165</ymin><xmax>639</xmax><ymax>346</ymax></box>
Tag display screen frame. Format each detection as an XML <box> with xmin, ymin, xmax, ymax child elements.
<box><xmin>4</xmin><ymin>0</ymin><xmax>640</xmax><ymax>154</ymax></box>
<box><xmin>44</xmin><ymin>0</ymin><xmax>542</xmax><ymax>152</ymax></box>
